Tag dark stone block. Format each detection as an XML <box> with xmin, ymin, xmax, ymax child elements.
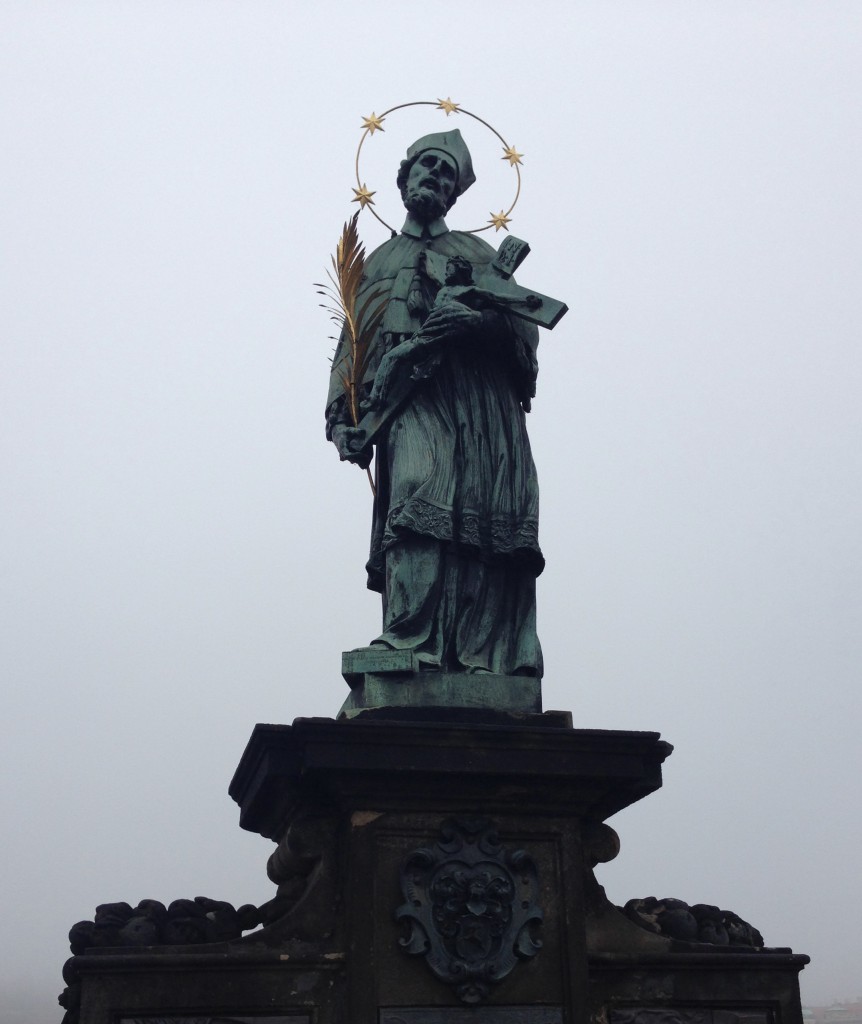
<box><xmin>71</xmin><ymin>948</ymin><xmax>340</xmax><ymax>1023</ymax></box>
<box><xmin>120</xmin><ymin>1018</ymin><xmax>306</xmax><ymax>1024</ymax></box>
<box><xmin>228</xmin><ymin>717</ymin><xmax>673</xmax><ymax>839</ymax></box>
<box><xmin>379</xmin><ymin>1010</ymin><xmax>563</xmax><ymax>1024</ymax></box>
<box><xmin>66</xmin><ymin>714</ymin><xmax>808</xmax><ymax>1024</ymax></box>
<box><xmin>589</xmin><ymin>950</ymin><xmax>808</xmax><ymax>1024</ymax></box>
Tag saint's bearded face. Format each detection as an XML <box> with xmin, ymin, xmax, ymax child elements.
<box><xmin>402</xmin><ymin>149</ymin><xmax>458</xmax><ymax>222</ymax></box>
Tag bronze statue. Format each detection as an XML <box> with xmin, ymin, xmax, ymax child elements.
<box><xmin>326</xmin><ymin>129</ymin><xmax>565</xmax><ymax>687</ymax></box>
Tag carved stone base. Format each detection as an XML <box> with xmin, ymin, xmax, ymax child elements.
<box><xmin>340</xmin><ymin>648</ymin><xmax>543</xmax><ymax>717</ymax></box>
<box><xmin>339</xmin><ymin>669</ymin><xmax>543</xmax><ymax>717</ymax></box>
<box><xmin>65</xmin><ymin>715</ymin><xmax>809</xmax><ymax>1024</ymax></box>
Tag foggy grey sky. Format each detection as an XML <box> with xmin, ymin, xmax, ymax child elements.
<box><xmin>2</xmin><ymin>2</ymin><xmax>861</xmax><ymax>1021</ymax></box>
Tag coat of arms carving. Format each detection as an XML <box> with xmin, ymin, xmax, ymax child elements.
<box><xmin>396</xmin><ymin>817</ymin><xmax>543</xmax><ymax>1004</ymax></box>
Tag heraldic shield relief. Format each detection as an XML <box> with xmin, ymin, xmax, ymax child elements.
<box><xmin>396</xmin><ymin>817</ymin><xmax>543</xmax><ymax>1004</ymax></box>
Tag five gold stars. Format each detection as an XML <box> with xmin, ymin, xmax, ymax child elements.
<box><xmin>361</xmin><ymin>112</ymin><xmax>385</xmax><ymax>135</ymax></box>
<box><xmin>351</xmin><ymin>184</ymin><xmax>376</xmax><ymax>208</ymax></box>
<box><xmin>436</xmin><ymin>97</ymin><xmax>460</xmax><ymax>116</ymax></box>
<box><xmin>353</xmin><ymin>102</ymin><xmax>520</xmax><ymax>229</ymax></box>
<box><xmin>488</xmin><ymin>210</ymin><xmax>512</xmax><ymax>232</ymax></box>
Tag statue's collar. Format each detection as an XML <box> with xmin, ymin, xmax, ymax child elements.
<box><xmin>401</xmin><ymin>212</ymin><xmax>449</xmax><ymax>239</ymax></box>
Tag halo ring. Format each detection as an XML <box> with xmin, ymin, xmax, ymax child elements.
<box><xmin>355</xmin><ymin>100</ymin><xmax>522</xmax><ymax>234</ymax></box>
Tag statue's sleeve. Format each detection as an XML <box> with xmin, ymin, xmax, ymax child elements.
<box><xmin>479</xmin><ymin>307</ymin><xmax>538</xmax><ymax>410</ymax></box>
<box><xmin>325</xmin><ymin>327</ymin><xmax>352</xmax><ymax>441</ymax></box>
<box><xmin>324</xmin><ymin>238</ymin><xmax>414</xmax><ymax>440</ymax></box>
<box><xmin>510</xmin><ymin>314</ymin><xmax>540</xmax><ymax>409</ymax></box>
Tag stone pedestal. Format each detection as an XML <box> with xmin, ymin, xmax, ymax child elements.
<box><xmin>228</xmin><ymin>714</ymin><xmax>670</xmax><ymax>1019</ymax></box>
<box><xmin>66</xmin><ymin>713</ymin><xmax>808</xmax><ymax>1024</ymax></box>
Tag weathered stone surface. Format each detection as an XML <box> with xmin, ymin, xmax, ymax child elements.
<box><xmin>589</xmin><ymin>950</ymin><xmax>808</xmax><ymax>1024</ymax></box>
<box><xmin>120</xmin><ymin>1018</ymin><xmax>305</xmax><ymax>1024</ymax></box>
<box><xmin>342</xmin><ymin>647</ymin><xmax>417</xmax><ymax>684</ymax></box>
<box><xmin>228</xmin><ymin>718</ymin><xmax>673</xmax><ymax>836</ymax></box>
<box><xmin>339</xmin><ymin>670</ymin><xmax>542</xmax><ymax>717</ymax></box>
<box><xmin>67</xmin><ymin>948</ymin><xmax>341</xmax><ymax>1024</ymax></box>
<box><xmin>396</xmin><ymin>816</ymin><xmax>544</xmax><ymax>1004</ymax></box>
<box><xmin>67</xmin><ymin>898</ymin><xmax>261</xmax><ymax>953</ymax></box>
<box><xmin>380</xmin><ymin>1010</ymin><xmax>563</xmax><ymax>1024</ymax></box>
<box><xmin>610</xmin><ymin>1011</ymin><xmax>770</xmax><ymax>1024</ymax></box>
<box><xmin>620</xmin><ymin>897</ymin><xmax>764</xmax><ymax>947</ymax></box>
<box><xmin>64</xmin><ymin>715</ymin><xmax>808</xmax><ymax>1024</ymax></box>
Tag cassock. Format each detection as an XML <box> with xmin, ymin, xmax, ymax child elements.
<box><xmin>326</xmin><ymin>212</ymin><xmax>544</xmax><ymax>677</ymax></box>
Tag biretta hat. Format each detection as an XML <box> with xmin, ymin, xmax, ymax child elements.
<box><xmin>405</xmin><ymin>128</ymin><xmax>476</xmax><ymax>197</ymax></box>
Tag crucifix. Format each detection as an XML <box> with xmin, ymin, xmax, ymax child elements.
<box><xmin>343</xmin><ymin>235</ymin><xmax>568</xmax><ymax>455</ymax></box>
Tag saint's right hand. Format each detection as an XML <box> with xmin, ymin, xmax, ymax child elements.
<box><xmin>331</xmin><ymin>425</ymin><xmax>372</xmax><ymax>469</ymax></box>
<box><xmin>421</xmin><ymin>301</ymin><xmax>482</xmax><ymax>337</ymax></box>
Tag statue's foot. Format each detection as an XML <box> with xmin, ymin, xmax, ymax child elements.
<box><xmin>342</xmin><ymin>642</ymin><xmax>392</xmax><ymax>660</ymax></box>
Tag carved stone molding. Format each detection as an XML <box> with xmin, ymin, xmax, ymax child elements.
<box><xmin>381</xmin><ymin>1009</ymin><xmax>562</xmax><ymax>1024</ymax></box>
<box><xmin>396</xmin><ymin>817</ymin><xmax>543</xmax><ymax>1004</ymax></box>
<box><xmin>120</xmin><ymin>1018</ymin><xmax>306</xmax><ymax>1024</ymax></box>
<box><xmin>609</xmin><ymin>1009</ymin><xmax>772</xmax><ymax>1024</ymax></box>
<box><xmin>619</xmin><ymin>898</ymin><xmax>764</xmax><ymax>947</ymax></box>
<box><xmin>119</xmin><ymin>1018</ymin><xmax>308</xmax><ymax>1024</ymax></box>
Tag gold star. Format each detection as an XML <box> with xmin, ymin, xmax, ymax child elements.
<box><xmin>351</xmin><ymin>184</ymin><xmax>376</xmax><ymax>208</ymax></box>
<box><xmin>361</xmin><ymin>112</ymin><xmax>385</xmax><ymax>135</ymax></box>
<box><xmin>436</xmin><ymin>97</ymin><xmax>460</xmax><ymax>116</ymax></box>
<box><xmin>501</xmin><ymin>144</ymin><xmax>524</xmax><ymax>166</ymax></box>
<box><xmin>488</xmin><ymin>210</ymin><xmax>512</xmax><ymax>232</ymax></box>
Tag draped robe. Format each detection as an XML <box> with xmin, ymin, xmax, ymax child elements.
<box><xmin>326</xmin><ymin>217</ymin><xmax>544</xmax><ymax>677</ymax></box>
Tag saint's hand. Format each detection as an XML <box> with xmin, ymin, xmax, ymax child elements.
<box><xmin>421</xmin><ymin>301</ymin><xmax>482</xmax><ymax>338</ymax></box>
<box><xmin>331</xmin><ymin>424</ymin><xmax>372</xmax><ymax>469</ymax></box>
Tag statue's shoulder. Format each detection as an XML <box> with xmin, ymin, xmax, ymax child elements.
<box><xmin>363</xmin><ymin>234</ymin><xmax>417</xmax><ymax>282</ymax></box>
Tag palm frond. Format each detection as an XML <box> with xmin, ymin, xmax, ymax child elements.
<box><xmin>318</xmin><ymin>210</ymin><xmax>384</xmax><ymax>428</ymax></box>
<box><xmin>316</xmin><ymin>210</ymin><xmax>381</xmax><ymax>496</ymax></box>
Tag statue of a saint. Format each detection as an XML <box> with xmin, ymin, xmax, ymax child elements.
<box><xmin>326</xmin><ymin>129</ymin><xmax>545</xmax><ymax>680</ymax></box>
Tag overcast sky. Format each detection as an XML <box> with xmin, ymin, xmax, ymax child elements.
<box><xmin>2</xmin><ymin>2</ymin><xmax>861</xmax><ymax>1021</ymax></box>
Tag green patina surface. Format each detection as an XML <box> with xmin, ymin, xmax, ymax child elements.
<box><xmin>326</xmin><ymin>129</ymin><xmax>567</xmax><ymax>709</ymax></box>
